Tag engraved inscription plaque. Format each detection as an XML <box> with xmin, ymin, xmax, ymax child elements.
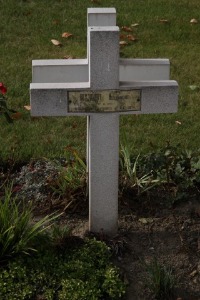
<box><xmin>68</xmin><ymin>90</ymin><xmax>141</xmax><ymax>112</ymax></box>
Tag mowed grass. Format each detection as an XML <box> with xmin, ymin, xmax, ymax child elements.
<box><xmin>0</xmin><ymin>0</ymin><xmax>200</xmax><ymax>163</ymax></box>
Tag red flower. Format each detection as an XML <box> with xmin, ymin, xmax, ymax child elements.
<box><xmin>0</xmin><ymin>82</ymin><xmax>7</xmax><ymax>94</ymax></box>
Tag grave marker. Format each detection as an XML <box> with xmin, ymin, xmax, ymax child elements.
<box><xmin>30</xmin><ymin>8</ymin><xmax>178</xmax><ymax>235</ymax></box>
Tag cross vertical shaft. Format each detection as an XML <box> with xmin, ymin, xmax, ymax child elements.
<box><xmin>88</xmin><ymin>26</ymin><xmax>119</xmax><ymax>235</ymax></box>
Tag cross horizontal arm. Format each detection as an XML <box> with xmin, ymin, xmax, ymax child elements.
<box><xmin>32</xmin><ymin>59</ymin><xmax>89</xmax><ymax>83</ymax></box>
<box><xmin>30</xmin><ymin>82</ymin><xmax>90</xmax><ymax>116</ymax></box>
<box><xmin>120</xmin><ymin>80</ymin><xmax>178</xmax><ymax>114</ymax></box>
<box><xmin>32</xmin><ymin>58</ymin><xmax>170</xmax><ymax>83</ymax></box>
<box><xmin>30</xmin><ymin>80</ymin><xmax>178</xmax><ymax>116</ymax></box>
<box><xmin>119</xmin><ymin>59</ymin><xmax>170</xmax><ymax>81</ymax></box>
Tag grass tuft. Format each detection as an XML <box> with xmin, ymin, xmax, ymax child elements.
<box><xmin>145</xmin><ymin>258</ymin><xmax>176</xmax><ymax>300</ymax></box>
<box><xmin>0</xmin><ymin>184</ymin><xmax>60</xmax><ymax>263</ymax></box>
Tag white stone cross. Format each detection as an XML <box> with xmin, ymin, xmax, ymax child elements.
<box><xmin>30</xmin><ymin>8</ymin><xmax>178</xmax><ymax>236</ymax></box>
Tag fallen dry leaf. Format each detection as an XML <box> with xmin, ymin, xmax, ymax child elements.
<box><xmin>51</xmin><ymin>39</ymin><xmax>62</xmax><ymax>46</ymax></box>
<box><xmin>120</xmin><ymin>34</ymin><xmax>127</xmax><ymax>40</ymax></box>
<box><xmin>190</xmin><ymin>18</ymin><xmax>198</xmax><ymax>24</ymax></box>
<box><xmin>159</xmin><ymin>19</ymin><xmax>169</xmax><ymax>24</ymax></box>
<box><xmin>131</xmin><ymin>23</ymin><xmax>139</xmax><ymax>27</ymax></box>
<box><xmin>119</xmin><ymin>41</ymin><xmax>128</xmax><ymax>46</ymax></box>
<box><xmin>63</xmin><ymin>55</ymin><xmax>74</xmax><ymax>59</ymax></box>
<box><xmin>52</xmin><ymin>19</ymin><xmax>59</xmax><ymax>25</ymax></box>
<box><xmin>189</xmin><ymin>85</ymin><xmax>199</xmax><ymax>91</ymax></box>
<box><xmin>189</xmin><ymin>269</ymin><xmax>198</xmax><ymax>278</ymax></box>
<box><xmin>139</xmin><ymin>218</ymin><xmax>154</xmax><ymax>224</ymax></box>
<box><xmin>121</xmin><ymin>26</ymin><xmax>132</xmax><ymax>32</ymax></box>
<box><xmin>11</xmin><ymin>112</ymin><xmax>23</xmax><ymax>120</ymax></box>
<box><xmin>62</xmin><ymin>32</ymin><xmax>73</xmax><ymax>38</ymax></box>
<box><xmin>127</xmin><ymin>34</ymin><xmax>137</xmax><ymax>41</ymax></box>
<box><xmin>24</xmin><ymin>105</ymin><xmax>31</xmax><ymax>111</ymax></box>
<box><xmin>175</xmin><ymin>120</ymin><xmax>181</xmax><ymax>125</ymax></box>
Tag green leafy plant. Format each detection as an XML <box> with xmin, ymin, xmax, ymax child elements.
<box><xmin>102</xmin><ymin>267</ymin><xmax>126</xmax><ymax>299</ymax></box>
<box><xmin>120</xmin><ymin>136</ymin><xmax>200</xmax><ymax>205</ymax></box>
<box><xmin>0</xmin><ymin>239</ymin><xmax>126</xmax><ymax>300</ymax></box>
<box><xmin>58</xmin><ymin>278</ymin><xmax>102</xmax><ymax>300</ymax></box>
<box><xmin>0</xmin><ymin>82</ymin><xmax>16</xmax><ymax>123</ymax></box>
<box><xmin>120</xmin><ymin>132</ymin><xmax>160</xmax><ymax>195</ymax></box>
<box><xmin>50</xmin><ymin>148</ymin><xmax>87</xmax><ymax>209</ymax></box>
<box><xmin>0</xmin><ymin>184</ymin><xmax>60</xmax><ymax>263</ymax></box>
<box><xmin>140</xmin><ymin>144</ymin><xmax>200</xmax><ymax>203</ymax></box>
<box><xmin>145</xmin><ymin>258</ymin><xmax>176</xmax><ymax>300</ymax></box>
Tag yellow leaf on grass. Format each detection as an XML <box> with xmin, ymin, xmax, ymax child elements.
<box><xmin>189</xmin><ymin>85</ymin><xmax>199</xmax><ymax>91</ymax></box>
<box><xmin>62</xmin><ymin>32</ymin><xmax>73</xmax><ymax>38</ymax></box>
<box><xmin>175</xmin><ymin>120</ymin><xmax>181</xmax><ymax>125</ymax></box>
<box><xmin>120</xmin><ymin>41</ymin><xmax>128</xmax><ymax>46</ymax></box>
<box><xmin>190</xmin><ymin>18</ymin><xmax>198</xmax><ymax>24</ymax></box>
<box><xmin>24</xmin><ymin>105</ymin><xmax>31</xmax><ymax>111</ymax></box>
<box><xmin>159</xmin><ymin>19</ymin><xmax>169</xmax><ymax>23</ymax></box>
<box><xmin>131</xmin><ymin>23</ymin><xmax>139</xmax><ymax>27</ymax></box>
<box><xmin>51</xmin><ymin>39</ymin><xmax>62</xmax><ymax>46</ymax></box>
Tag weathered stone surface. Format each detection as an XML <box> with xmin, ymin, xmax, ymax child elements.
<box><xmin>87</xmin><ymin>7</ymin><xmax>116</xmax><ymax>27</ymax></box>
<box><xmin>32</xmin><ymin>59</ymin><xmax>88</xmax><ymax>83</ymax></box>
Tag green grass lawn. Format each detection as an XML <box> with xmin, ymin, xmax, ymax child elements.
<box><xmin>0</xmin><ymin>0</ymin><xmax>200</xmax><ymax>163</ymax></box>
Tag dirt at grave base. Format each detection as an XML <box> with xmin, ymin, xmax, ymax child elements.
<box><xmin>56</xmin><ymin>200</ymin><xmax>200</xmax><ymax>300</ymax></box>
<box><xmin>1</xmin><ymin>160</ymin><xmax>200</xmax><ymax>299</ymax></box>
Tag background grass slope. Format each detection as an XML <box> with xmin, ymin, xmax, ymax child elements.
<box><xmin>0</xmin><ymin>0</ymin><xmax>200</xmax><ymax>163</ymax></box>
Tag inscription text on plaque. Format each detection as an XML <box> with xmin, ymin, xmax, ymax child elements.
<box><xmin>68</xmin><ymin>89</ymin><xmax>141</xmax><ymax>113</ymax></box>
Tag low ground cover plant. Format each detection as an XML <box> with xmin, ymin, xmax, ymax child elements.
<box><xmin>120</xmin><ymin>142</ymin><xmax>200</xmax><ymax>205</ymax></box>
<box><xmin>0</xmin><ymin>239</ymin><xmax>126</xmax><ymax>300</ymax></box>
<box><xmin>50</xmin><ymin>148</ymin><xmax>87</xmax><ymax>211</ymax></box>
<box><xmin>1</xmin><ymin>146</ymin><xmax>199</xmax><ymax>299</ymax></box>
<box><xmin>145</xmin><ymin>258</ymin><xmax>176</xmax><ymax>300</ymax></box>
<box><xmin>0</xmin><ymin>185</ymin><xmax>59</xmax><ymax>263</ymax></box>
<box><xmin>0</xmin><ymin>188</ymin><xmax>126</xmax><ymax>300</ymax></box>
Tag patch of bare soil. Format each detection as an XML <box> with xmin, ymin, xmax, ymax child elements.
<box><xmin>58</xmin><ymin>200</ymin><xmax>200</xmax><ymax>300</ymax></box>
<box><xmin>117</xmin><ymin>201</ymin><xmax>200</xmax><ymax>300</ymax></box>
<box><xmin>1</xmin><ymin>160</ymin><xmax>200</xmax><ymax>300</ymax></box>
